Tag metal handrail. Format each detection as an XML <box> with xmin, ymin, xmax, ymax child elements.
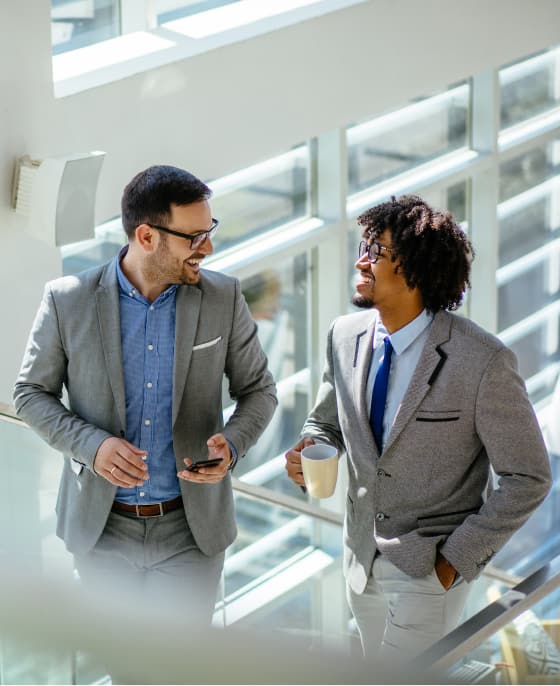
<box><xmin>414</xmin><ymin>554</ymin><xmax>560</xmax><ymax>672</ymax></box>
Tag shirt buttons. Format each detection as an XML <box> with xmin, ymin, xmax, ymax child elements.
<box><xmin>147</xmin><ymin>344</ymin><xmax>154</xmax><ymax>351</ymax></box>
<box><xmin>144</xmin><ymin>419</ymin><xmax>151</xmax><ymax>426</ymax></box>
<box><xmin>146</xmin><ymin>382</ymin><xmax>153</xmax><ymax>389</ymax></box>
<box><xmin>375</xmin><ymin>512</ymin><xmax>386</xmax><ymax>521</ymax></box>
<box><xmin>149</xmin><ymin>306</ymin><xmax>155</xmax><ymax>311</ymax></box>
<box><xmin>140</xmin><ymin>491</ymin><xmax>145</xmax><ymax>497</ymax></box>
<box><xmin>142</xmin><ymin>455</ymin><xmax>148</xmax><ymax>461</ymax></box>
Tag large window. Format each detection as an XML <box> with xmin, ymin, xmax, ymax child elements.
<box><xmin>346</xmin><ymin>84</ymin><xmax>469</xmax><ymax>194</ymax></box>
<box><xmin>500</xmin><ymin>48</ymin><xmax>560</xmax><ymax>130</ymax></box>
<box><xmin>51</xmin><ymin>0</ymin><xmax>120</xmax><ymax>54</ymax></box>
<box><xmin>209</xmin><ymin>146</ymin><xmax>310</xmax><ymax>252</ymax></box>
<box><xmin>227</xmin><ymin>256</ymin><xmax>310</xmax><ymax>494</ymax></box>
<box><xmin>497</xmin><ymin>137</ymin><xmax>560</xmax><ymax>403</ymax></box>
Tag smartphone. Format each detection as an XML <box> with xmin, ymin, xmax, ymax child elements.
<box><xmin>186</xmin><ymin>458</ymin><xmax>224</xmax><ymax>472</ymax></box>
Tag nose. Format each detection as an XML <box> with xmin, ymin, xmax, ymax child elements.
<box><xmin>355</xmin><ymin>251</ymin><xmax>370</xmax><ymax>270</ymax></box>
<box><xmin>198</xmin><ymin>236</ymin><xmax>214</xmax><ymax>256</ymax></box>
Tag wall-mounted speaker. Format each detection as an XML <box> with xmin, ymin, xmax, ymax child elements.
<box><xmin>12</xmin><ymin>151</ymin><xmax>106</xmax><ymax>247</ymax></box>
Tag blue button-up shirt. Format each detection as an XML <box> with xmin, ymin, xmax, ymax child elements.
<box><xmin>115</xmin><ymin>249</ymin><xmax>181</xmax><ymax>504</ymax></box>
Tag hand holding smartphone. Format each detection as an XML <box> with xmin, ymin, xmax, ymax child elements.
<box><xmin>185</xmin><ymin>457</ymin><xmax>223</xmax><ymax>472</ymax></box>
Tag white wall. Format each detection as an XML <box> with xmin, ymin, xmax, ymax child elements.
<box><xmin>2</xmin><ymin>0</ymin><xmax>560</xmax><ymax>399</ymax></box>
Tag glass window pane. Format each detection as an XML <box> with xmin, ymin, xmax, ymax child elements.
<box><xmin>502</xmin><ymin>315</ymin><xmax>560</xmax><ymax>405</ymax></box>
<box><xmin>500</xmin><ymin>47</ymin><xmax>560</xmax><ymax>130</ymax></box>
<box><xmin>209</xmin><ymin>147</ymin><xmax>310</xmax><ymax>252</ymax></box>
<box><xmin>226</xmin><ymin>257</ymin><xmax>310</xmax><ymax>496</ymax></box>
<box><xmin>155</xmin><ymin>0</ymin><xmax>238</xmax><ymax>24</ymax></box>
<box><xmin>346</xmin><ymin>84</ymin><xmax>469</xmax><ymax>194</ymax></box>
<box><xmin>51</xmin><ymin>0</ymin><xmax>120</xmax><ymax>55</ymax></box>
<box><xmin>499</xmin><ymin>137</ymin><xmax>560</xmax><ymax>205</ymax></box>
<box><xmin>497</xmin><ymin>139</ymin><xmax>560</xmax><ymax>404</ymax></box>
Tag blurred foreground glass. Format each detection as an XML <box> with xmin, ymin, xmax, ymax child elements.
<box><xmin>51</xmin><ymin>0</ymin><xmax>120</xmax><ymax>55</ymax></box>
<box><xmin>347</xmin><ymin>84</ymin><xmax>469</xmax><ymax>194</ymax></box>
<box><xmin>500</xmin><ymin>47</ymin><xmax>560</xmax><ymax>130</ymax></box>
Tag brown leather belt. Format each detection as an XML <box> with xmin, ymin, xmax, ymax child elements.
<box><xmin>111</xmin><ymin>495</ymin><xmax>183</xmax><ymax>518</ymax></box>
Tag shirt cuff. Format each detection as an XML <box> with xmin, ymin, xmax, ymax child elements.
<box><xmin>226</xmin><ymin>439</ymin><xmax>238</xmax><ymax>471</ymax></box>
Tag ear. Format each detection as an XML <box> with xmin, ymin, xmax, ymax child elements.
<box><xmin>135</xmin><ymin>224</ymin><xmax>158</xmax><ymax>252</ymax></box>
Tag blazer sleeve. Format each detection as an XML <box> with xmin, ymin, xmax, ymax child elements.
<box><xmin>301</xmin><ymin>321</ymin><xmax>345</xmax><ymax>453</ymax></box>
<box><xmin>440</xmin><ymin>345</ymin><xmax>552</xmax><ymax>581</ymax></box>
<box><xmin>221</xmin><ymin>279</ymin><xmax>277</xmax><ymax>458</ymax></box>
<box><xmin>13</xmin><ymin>284</ymin><xmax>112</xmax><ymax>471</ymax></box>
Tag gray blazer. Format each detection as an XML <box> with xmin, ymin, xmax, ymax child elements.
<box><xmin>302</xmin><ymin>309</ymin><xmax>551</xmax><ymax>593</ymax></box>
<box><xmin>14</xmin><ymin>260</ymin><xmax>277</xmax><ymax>557</ymax></box>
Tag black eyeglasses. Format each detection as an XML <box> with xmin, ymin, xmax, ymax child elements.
<box><xmin>358</xmin><ymin>240</ymin><xmax>394</xmax><ymax>263</ymax></box>
<box><xmin>147</xmin><ymin>218</ymin><xmax>219</xmax><ymax>250</ymax></box>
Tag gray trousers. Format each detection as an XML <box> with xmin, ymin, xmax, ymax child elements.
<box><xmin>347</xmin><ymin>554</ymin><xmax>470</xmax><ymax>661</ymax></box>
<box><xmin>74</xmin><ymin>508</ymin><xmax>224</xmax><ymax>626</ymax></box>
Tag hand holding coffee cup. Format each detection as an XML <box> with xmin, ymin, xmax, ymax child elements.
<box><xmin>300</xmin><ymin>443</ymin><xmax>339</xmax><ymax>498</ymax></box>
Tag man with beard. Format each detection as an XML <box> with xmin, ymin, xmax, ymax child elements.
<box><xmin>285</xmin><ymin>195</ymin><xmax>551</xmax><ymax>661</ymax></box>
<box><xmin>14</xmin><ymin>165</ymin><xmax>277</xmax><ymax>623</ymax></box>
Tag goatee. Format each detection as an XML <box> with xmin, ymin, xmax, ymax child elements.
<box><xmin>351</xmin><ymin>293</ymin><xmax>374</xmax><ymax>309</ymax></box>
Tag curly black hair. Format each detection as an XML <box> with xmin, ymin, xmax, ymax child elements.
<box><xmin>357</xmin><ymin>195</ymin><xmax>474</xmax><ymax>312</ymax></box>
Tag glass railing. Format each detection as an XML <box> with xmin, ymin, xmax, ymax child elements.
<box><xmin>415</xmin><ymin>555</ymin><xmax>560</xmax><ymax>684</ymax></box>
<box><xmin>3</xmin><ymin>404</ymin><xmax>560</xmax><ymax>684</ymax></box>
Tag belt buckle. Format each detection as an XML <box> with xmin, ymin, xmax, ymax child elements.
<box><xmin>135</xmin><ymin>502</ymin><xmax>164</xmax><ymax>517</ymax></box>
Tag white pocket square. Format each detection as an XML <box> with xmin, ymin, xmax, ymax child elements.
<box><xmin>192</xmin><ymin>336</ymin><xmax>222</xmax><ymax>351</ymax></box>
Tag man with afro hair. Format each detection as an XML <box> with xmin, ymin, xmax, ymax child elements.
<box><xmin>286</xmin><ymin>195</ymin><xmax>551</xmax><ymax>661</ymax></box>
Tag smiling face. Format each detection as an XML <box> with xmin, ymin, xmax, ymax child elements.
<box><xmin>143</xmin><ymin>200</ymin><xmax>214</xmax><ymax>287</ymax></box>
<box><xmin>352</xmin><ymin>228</ymin><xmax>423</xmax><ymax>331</ymax></box>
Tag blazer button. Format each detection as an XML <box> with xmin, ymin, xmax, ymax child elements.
<box><xmin>377</xmin><ymin>469</ymin><xmax>385</xmax><ymax>477</ymax></box>
<box><xmin>375</xmin><ymin>512</ymin><xmax>386</xmax><ymax>521</ymax></box>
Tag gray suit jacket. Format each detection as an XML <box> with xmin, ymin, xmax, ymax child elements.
<box><xmin>302</xmin><ymin>309</ymin><xmax>552</xmax><ymax>593</ymax></box>
<box><xmin>14</xmin><ymin>260</ymin><xmax>277</xmax><ymax>556</ymax></box>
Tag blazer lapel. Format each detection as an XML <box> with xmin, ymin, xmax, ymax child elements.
<box><xmin>96</xmin><ymin>263</ymin><xmax>126</xmax><ymax>432</ymax></box>
<box><xmin>383</xmin><ymin>311</ymin><xmax>452</xmax><ymax>453</ymax></box>
<box><xmin>172</xmin><ymin>284</ymin><xmax>201</xmax><ymax>426</ymax></box>
<box><xmin>352</xmin><ymin>316</ymin><xmax>377</xmax><ymax>429</ymax></box>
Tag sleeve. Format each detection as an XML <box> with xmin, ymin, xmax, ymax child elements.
<box><xmin>440</xmin><ymin>345</ymin><xmax>552</xmax><ymax>581</ymax></box>
<box><xmin>221</xmin><ymin>279</ymin><xmax>278</xmax><ymax>459</ymax></box>
<box><xmin>301</xmin><ymin>321</ymin><xmax>345</xmax><ymax>454</ymax></box>
<box><xmin>13</xmin><ymin>284</ymin><xmax>111</xmax><ymax>471</ymax></box>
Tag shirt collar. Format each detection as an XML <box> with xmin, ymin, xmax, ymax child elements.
<box><xmin>374</xmin><ymin>309</ymin><xmax>433</xmax><ymax>356</ymax></box>
<box><xmin>115</xmin><ymin>245</ymin><xmax>178</xmax><ymax>305</ymax></box>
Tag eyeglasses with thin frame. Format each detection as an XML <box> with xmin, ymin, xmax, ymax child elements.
<box><xmin>358</xmin><ymin>240</ymin><xmax>394</xmax><ymax>263</ymax></box>
<box><xmin>147</xmin><ymin>218</ymin><xmax>219</xmax><ymax>250</ymax></box>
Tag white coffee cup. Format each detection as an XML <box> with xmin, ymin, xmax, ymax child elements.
<box><xmin>300</xmin><ymin>443</ymin><xmax>338</xmax><ymax>498</ymax></box>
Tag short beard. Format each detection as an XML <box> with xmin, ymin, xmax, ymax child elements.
<box><xmin>351</xmin><ymin>292</ymin><xmax>374</xmax><ymax>309</ymax></box>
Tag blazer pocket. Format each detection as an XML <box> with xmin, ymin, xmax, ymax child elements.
<box><xmin>192</xmin><ymin>336</ymin><xmax>222</xmax><ymax>351</ymax></box>
<box><xmin>416</xmin><ymin>410</ymin><xmax>461</xmax><ymax>423</ymax></box>
<box><xmin>417</xmin><ymin>506</ymin><xmax>480</xmax><ymax>528</ymax></box>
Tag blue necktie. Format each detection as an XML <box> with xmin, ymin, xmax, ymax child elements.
<box><xmin>370</xmin><ymin>336</ymin><xmax>393</xmax><ymax>452</ymax></box>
